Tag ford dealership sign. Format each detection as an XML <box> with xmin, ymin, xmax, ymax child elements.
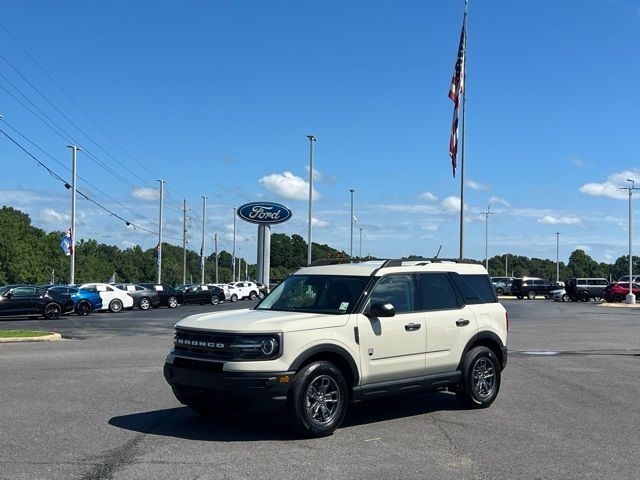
<box><xmin>237</xmin><ymin>202</ymin><xmax>292</xmax><ymax>225</ymax></box>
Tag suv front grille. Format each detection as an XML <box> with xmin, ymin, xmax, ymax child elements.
<box><xmin>174</xmin><ymin>329</ymin><xmax>238</xmax><ymax>360</ymax></box>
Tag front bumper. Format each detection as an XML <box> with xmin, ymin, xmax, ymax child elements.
<box><xmin>164</xmin><ymin>355</ymin><xmax>294</xmax><ymax>415</ymax></box>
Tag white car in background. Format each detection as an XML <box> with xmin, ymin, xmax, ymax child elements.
<box><xmin>208</xmin><ymin>284</ymin><xmax>232</xmax><ymax>302</ymax></box>
<box><xmin>552</xmin><ymin>288</ymin><xmax>569</xmax><ymax>302</ymax></box>
<box><xmin>228</xmin><ymin>281</ymin><xmax>260</xmax><ymax>300</ymax></box>
<box><xmin>78</xmin><ymin>283</ymin><xmax>134</xmax><ymax>312</ymax></box>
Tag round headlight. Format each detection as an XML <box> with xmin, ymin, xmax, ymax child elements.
<box><xmin>261</xmin><ymin>338</ymin><xmax>278</xmax><ymax>356</ymax></box>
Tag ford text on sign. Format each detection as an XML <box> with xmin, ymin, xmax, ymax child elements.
<box><xmin>237</xmin><ymin>202</ymin><xmax>292</xmax><ymax>225</ymax></box>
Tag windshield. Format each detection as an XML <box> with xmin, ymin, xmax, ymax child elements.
<box><xmin>257</xmin><ymin>275</ymin><xmax>370</xmax><ymax>314</ymax></box>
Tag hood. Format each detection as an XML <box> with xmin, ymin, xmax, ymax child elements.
<box><xmin>176</xmin><ymin>308</ymin><xmax>349</xmax><ymax>333</ymax></box>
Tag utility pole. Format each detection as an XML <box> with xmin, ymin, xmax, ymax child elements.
<box><xmin>483</xmin><ymin>203</ymin><xmax>494</xmax><ymax>271</ymax></box>
<box><xmin>505</xmin><ymin>253</ymin><xmax>508</xmax><ymax>277</ymax></box>
<box><xmin>621</xmin><ymin>179</ymin><xmax>639</xmax><ymax>304</ymax></box>
<box><xmin>555</xmin><ymin>232</ymin><xmax>560</xmax><ymax>283</ymax></box>
<box><xmin>182</xmin><ymin>199</ymin><xmax>187</xmax><ymax>285</ymax></box>
<box><xmin>350</xmin><ymin>189</ymin><xmax>355</xmax><ymax>258</ymax></box>
<box><xmin>232</xmin><ymin>207</ymin><xmax>237</xmax><ymax>282</ymax></box>
<box><xmin>66</xmin><ymin>145</ymin><xmax>80</xmax><ymax>284</ymax></box>
<box><xmin>157</xmin><ymin>179</ymin><xmax>165</xmax><ymax>284</ymax></box>
<box><xmin>214</xmin><ymin>233</ymin><xmax>219</xmax><ymax>283</ymax></box>
<box><xmin>245</xmin><ymin>237</ymin><xmax>249</xmax><ymax>280</ymax></box>
<box><xmin>359</xmin><ymin>227</ymin><xmax>363</xmax><ymax>258</ymax></box>
<box><xmin>201</xmin><ymin>196</ymin><xmax>207</xmax><ymax>284</ymax></box>
<box><xmin>307</xmin><ymin>135</ymin><xmax>317</xmax><ymax>265</ymax></box>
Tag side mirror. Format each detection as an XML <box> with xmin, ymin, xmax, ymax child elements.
<box><xmin>5</xmin><ymin>292</ymin><xmax>13</xmax><ymax>299</ymax></box>
<box><xmin>365</xmin><ymin>302</ymin><xmax>396</xmax><ymax>318</ymax></box>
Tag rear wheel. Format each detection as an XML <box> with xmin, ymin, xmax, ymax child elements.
<box><xmin>562</xmin><ymin>293</ymin><xmax>569</xmax><ymax>302</ymax></box>
<box><xmin>139</xmin><ymin>297</ymin><xmax>151</xmax><ymax>310</ymax></box>
<box><xmin>579</xmin><ymin>291</ymin><xmax>590</xmax><ymax>302</ymax></box>
<box><xmin>230</xmin><ymin>294</ymin><xmax>238</xmax><ymax>302</ymax></box>
<box><xmin>286</xmin><ymin>361</ymin><xmax>348</xmax><ymax>438</ymax></box>
<box><xmin>44</xmin><ymin>302</ymin><xmax>62</xmax><ymax>320</ymax></box>
<box><xmin>76</xmin><ymin>300</ymin><xmax>92</xmax><ymax>316</ymax></box>
<box><xmin>613</xmin><ymin>295</ymin><xmax>623</xmax><ymax>302</ymax></box>
<box><xmin>109</xmin><ymin>299</ymin><xmax>123</xmax><ymax>313</ymax></box>
<box><xmin>456</xmin><ymin>346</ymin><xmax>501</xmax><ymax>409</ymax></box>
<box><xmin>249</xmin><ymin>291</ymin><xmax>258</xmax><ymax>300</ymax></box>
<box><xmin>210</xmin><ymin>295</ymin><xmax>220</xmax><ymax>305</ymax></box>
<box><xmin>527</xmin><ymin>290</ymin><xmax>536</xmax><ymax>300</ymax></box>
<box><xmin>496</xmin><ymin>287</ymin><xmax>504</xmax><ymax>296</ymax></box>
<box><xmin>167</xmin><ymin>296</ymin><xmax>178</xmax><ymax>308</ymax></box>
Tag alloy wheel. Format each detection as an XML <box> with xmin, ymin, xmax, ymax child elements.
<box><xmin>471</xmin><ymin>357</ymin><xmax>496</xmax><ymax>401</ymax></box>
<box><xmin>305</xmin><ymin>375</ymin><xmax>341</xmax><ymax>426</ymax></box>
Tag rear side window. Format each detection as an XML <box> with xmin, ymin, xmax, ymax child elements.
<box><xmin>451</xmin><ymin>273</ymin><xmax>497</xmax><ymax>304</ymax></box>
<box><xmin>417</xmin><ymin>273</ymin><xmax>462</xmax><ymax>310</ymax></box>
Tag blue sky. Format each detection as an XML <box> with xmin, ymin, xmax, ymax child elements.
<box><xmin>1</xmin><ymin>0</ymin><xmax>639</xmax><ymax>264</ymax></box>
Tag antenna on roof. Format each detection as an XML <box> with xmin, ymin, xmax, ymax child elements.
<box><xmin>434</xmin><ymin>245</ymin><xmax>442</xmax><ymax>259</ymax></box>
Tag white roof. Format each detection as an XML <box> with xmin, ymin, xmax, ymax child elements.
<box><xmin>295</xmin><ymin>260</ymin><xmax>488</xmax><ymax>277</ymax></box>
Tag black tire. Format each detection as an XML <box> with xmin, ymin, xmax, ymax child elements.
<box><xmin>230</xmin><ymin>294</ymin><xmax>238</xmax><ymax>302</ymax></box>
<box><xmin>172</xmin><ymin>388</ymin><xmax>223</xmax><ymax>417</ymax></box>
<box><xmin>249</xmin><ymin>291</ymin><xmax>258</xmax><ymax>300</ymax></box>
<box><xmin>167</xmin><ymin>296</ymin><xmax>178</xmax><ymax>308</ymax></box>
<box><xmin>76</xmin><ymin>300</ymin><xmax>92</xmax><ymax>316</ymax></box>
<box><xmin>43</xmin><ymin>302</ymin><xmax>62</xmax><ymax>320</ymax></box>
<box><xmin>527</xmin><ymin>290</ymin><xmax>536</xmax><ymax>300</ymax></box>
<box><xmin>455</xmin><ymin>346</ymin><xmax>501</xmax><ymax>409</ymax></box>
<box><xmin>139</xmin><ymin>297</ymin><xmax>151</xmax><ymax>310</ymax></box>
<box><xmin>109</xmin><ymin>299</ymin><xmax>123</xmax><ymax>313</ymax></box>
<box><xmin>496</xmin><ymin>287</ymin><xmax>504</xmax><ymax>296</ymax></box>
<box><xmin>210</xmin><ymin>295</ymin><xmax>220</xmax><ymax>305</ymax></box>
<box><xmin>579</xmin><ymin>291</ymin><xmax>590</xmax><ymax>302</ymax></box>
<box><xmin>613</xmin><ymin>295</ymin><xmax>623</xmax><ymax>303</ymax></box>
<box><xmin>286</xmin><ymin>361</ymin><xmax>348</xmax><ymax>438</ymax></box>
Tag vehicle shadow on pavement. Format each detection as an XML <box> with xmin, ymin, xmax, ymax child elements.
<box><xmin>109</xmin><ymin>392</ymin><xmax>462</xmax><ymax>441</ymax></box>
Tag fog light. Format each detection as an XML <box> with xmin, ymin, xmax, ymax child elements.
<box><xmin>278</xmin><ymin>375</ymin><xmax>290</xmax><ymax>383</ymax></box>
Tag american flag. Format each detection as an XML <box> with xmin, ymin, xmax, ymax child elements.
<box><xmin>448</xmin><ymin>17</ymin><xmax>466</xmax><ymax>177</ymax></box>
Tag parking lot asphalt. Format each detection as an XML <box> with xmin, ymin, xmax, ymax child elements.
<box><xmin>1</xmin><ymin>299</ymin><xmax>639</xmax><ymax>480</ymax></box>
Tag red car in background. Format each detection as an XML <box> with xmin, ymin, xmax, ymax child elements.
<box><xmin>603</xmin><ymin>282</ymin><xmax>640</xmax><ymax>302</ymax></box>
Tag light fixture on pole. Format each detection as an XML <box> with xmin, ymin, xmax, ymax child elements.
<box><xmin>483</xmin><ymin>203</ymin><xmax>494</xmax><ymax>271</ymax></box>
<box><xmin>66</xmin><ymin>145</ymin><xmax>81</xmax><ymax>285</ymax></box>
<box><xmin>157</xmin><ymin>179</ymin><xmax>166</xmax><ymax>284</ymax></box>
<box><xmin>306</xmin><ymin>135</ymin><xmax>316</xmax><ymax>265</ymax></box>
<box><xmin>555</xmin><ymin>232</ymin><xmax>560</xmax><ymax>283</ymax></box>
<box><xmin>621</xmin><ymin>179</ymin><xmax>639</xmax><ymax>304</ymax></box>
<box><xmin>349</xmin><ymin>189</ymin><xmax>355</xmax><ymax>258</ymax></box>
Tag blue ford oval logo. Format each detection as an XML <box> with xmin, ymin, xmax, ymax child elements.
<box><xmin>237</xmin><ymin>202</ymin><xmax>292</xmax><ymax>225</ymax></box>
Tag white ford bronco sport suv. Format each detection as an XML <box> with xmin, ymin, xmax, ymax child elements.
<box><xmin>164</xmin><ymin>259</ymin><xmax>508</xmax><ymax>437</ymax></box>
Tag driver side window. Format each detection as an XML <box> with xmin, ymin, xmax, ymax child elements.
<box><xmin>368</xmin><ymin>275</ymin><xmax>416</xmax><ymax>314</ymax></box>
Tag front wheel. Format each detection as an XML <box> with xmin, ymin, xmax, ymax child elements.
<box><xmin>249</xmin><ymin>291</ymin><xmax>257</xmax><ymax>300</ymax></box>
<box><xmin>579</xmin><ymin>291</ymin><xmax>590</xmax><ymax>302</ymax></box>
<box><xmin>44</xmin><ymin>302</ymin><xmax>62</xmax><ymax>320</ymax></box>
<box><xmin>527</xmin><ymin>290</ymin><xmax>536</xmax><ymax>300</ymax></box>
<box><xmin>496</xmin><ymin>287</ymin><xmax>504</xmax><ymax>296</ymax></box>
<box><xmin>286</xmin><ymin>361</ymin><xmax>348</xmax><ymax>438</ymax></box>
<box><xmin>613</xmin><ymin>295</ymin><xmax>623</xmax><ymax>303</ymax></box>
<box><xmin>76</xmin><ymin>300</ymin><xmax>92</xmax><ymax>316</ymax></box>
<box><xmin>210</xmin><ymin>295</ymin><xmax>219</xmax><ymax>305</ymax></box>
<box><xmin>456</xmin><ymin>346</ymin><xmax>501</xmax><ymax>409</ymax></box>
<box><xmin>230</xmin><ymin>294</ymin><xmax>238</xmax><ymax>302</ymax></box>
<box><xmin>167</xmin><ymin>296</ymin><xmax>178</xmax><ymax>308</ymax></box>
<box><xmin>109</xmin><ymin>299</ymin><xmax>123</xmax><ymax>313</ymax></box>
<box><xmin>562</xmin><ymin>293</ymin><xmax>569</xmax><ymax>302</ymax></box>
<box><xmin>139</xmin><ymin>297</ymin><xmax>151</xmax><ymax>310</ymax></box>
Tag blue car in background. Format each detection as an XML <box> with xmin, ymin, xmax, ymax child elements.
<box><xmin>46</xmin><ymin>285</ymin><xmax>103</xmax><ymax>316</ymax></box>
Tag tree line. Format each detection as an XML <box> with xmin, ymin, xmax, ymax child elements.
<box><xmin>0</xmin><ymin>206</ymin><xmax>636</xmax><ymax>286</ymax></box>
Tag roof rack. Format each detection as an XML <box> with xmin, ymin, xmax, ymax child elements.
<box><xmin>309</xmin><ymin>258</ymin><xmax>360</xmax><ymax>267</ymax></box>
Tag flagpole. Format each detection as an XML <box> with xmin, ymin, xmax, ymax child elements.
<box><xmin>458</xmin><ymin>0</ymin><xmax>468</xmax><ymax>260</ymax></box>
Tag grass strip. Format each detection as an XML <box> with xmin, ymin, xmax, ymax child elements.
<box><xmin>0</xmin><ymin>330</ymin><xmax>49</xmax><ymax>338</ymax></box>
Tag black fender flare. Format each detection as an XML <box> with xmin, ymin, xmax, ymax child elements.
<box><xmin>457</xmin><ymin>331</ymin><xmax>506</xmax><ymax>371</ymax></box>
<box><xmin>289</xmin><ymin>344</ymin><xmax>360</xmax><ymax>386</ymax></box>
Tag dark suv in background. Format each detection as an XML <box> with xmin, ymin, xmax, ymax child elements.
<box><xmin>510</xmin><ymin>277</ymin><xmax>558</xmax><ymax>299</ymax></box>
<box><xmin>565</xmin><ymin>278</ymin><xmax>608</xmax><ymax>302</ymax></box>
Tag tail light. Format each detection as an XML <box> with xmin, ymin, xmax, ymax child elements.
<box><xmin>505</xmin><ymin>312</ymin><xmax>509</xmax><ymax>333</ymax></box>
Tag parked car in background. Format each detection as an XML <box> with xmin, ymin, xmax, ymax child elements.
<box><xmin>255</xmin><ymin>282</ymin><xmax>268</xmax><ymax>299</ymax></box>
<box><xmin>552</xmin><ymin>288</ymin><xmax>569</xmax><ymax>302</ymax></box>
<box><xmin>228</xmin><ymin>281</ymin><xmax>260</xmax><ymax>300</ymax></box>
<box><xmin>78</xmin><ymin>283</ymin><xmax>134</xmax><ymax>312</ymax></box>
<box><xmin>565</xmin><ymin>278</ymin><xmax>608</xmax><ymax>302</ymax></box>
<box><xmin>208</xmin><ymin>284</ymin><xmax>231</xmax><ymax>301</ymax></box>
<box><xmin>617</xmin><ymin>275</ymin><xmax>640</xmax><ymax>284</ymax></box>
<box><xmin>183</xmin><ymin>284</ymin><xmax>225</xmax><ymax>305</ymax></box>
<box><xmin>47</xmin><ymin>285</ymin><xmax>103</xmax><ymax>315</ymax></box>
<box><xmin>604</xmin><ymin>282</ymin><xmax>640</xmax><ymax>302</ymax></box>
<box><xmin>0</xmin><ymin>285</ymin><xmax>74</xmax><ymax>319</ymax></box>
<box><xmin>138</xmin><ymin>284</ymin><xmax>183</xmax><ymax>308</ymax></box>
<box><xmin>510</xmin><ymin>277</ymin><xmax>559</xmax><ymax>299</ymax></box>
<box><xmin>113</xmin><ymin>283</ymin><xmax>161</xmax><ymax>310</ymax></box>
<box><xmin>491</xmin><ymin>277</ymin><xmax>514</xmax><ymax>296</ymax></box>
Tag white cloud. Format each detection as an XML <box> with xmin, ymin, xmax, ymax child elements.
<box><xmin>131</xmin><ymin>187</ymin><xmax>159</xmax><ymax>201</ymax></box>
<box><xmin>418</xmin><ymin>192</ymin><xmax>438</xmax><ymax>202</ymax></box>
<box><xmin>259</xmin><ymin>172</ymin><xmax>320</xmax><ymax>201</ymax></box>
<box><xmin>311</xmin><ymin>217</ymin><xmax>329</xmax><ymax>228</ymax></box>
<box><xmin>579</xmin><ymin>170</ymin><xmax>640</xmax><ymax>200</ymax></box>
<box><xmin>39</xmin><ymin>208</ymin><xmax>70</xmax><ymax>225</ymax></box>
<box><xmin>466</xmin><ymin>180</ymin><xmax>490</xmax><ymax>191</ymax></box>
<box><xmin>570</xmin><ymin>156</ymin><xmax>588</xmax><ymax>168</ymax></box>
<box><xmin>537</xmin><ymin>215</ymin><xmax>583</xmax><ymax>226</ymax></box>
<box><xmin>489</xmin><ymin>196</ymin><xmax>511</xmax><ymax>208</ymax></box>
<box><xmin>441</xmin><ymin>196</ymin><xmax>462</xmax><ymax>213</ymax></box>
<box><xmin>304</xmin><ymin>166</ymin><xmax>335</xmax><ymax>182</ymax></box>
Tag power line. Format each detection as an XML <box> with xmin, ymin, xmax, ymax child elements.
<box><xmin>0</xmin><ymin>128</ymin><xmax>182</xmax><ymax>242</ymax></box>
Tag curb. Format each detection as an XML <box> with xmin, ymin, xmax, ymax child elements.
<box><xmin>0</xmin><ymin>332</ymin><xmax>62</xmax><ymax>343</ymax></box>
<box><xmin>598</xmin><ymin>302</ymin><xmax>640</xmax><ymax>308</ymax></box>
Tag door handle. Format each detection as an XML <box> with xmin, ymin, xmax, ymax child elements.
<box><xmin>456</xmin><ymin>319</ymin><xmax>470</xmax><ymax>327</ymax></box>
<box><xmin>405</xmin><ymin>323</ymin><xmax>421</xmax><ymax>332</ymax></box>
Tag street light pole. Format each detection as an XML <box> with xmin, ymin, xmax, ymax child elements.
<box><xmin>483</xmin><ymin>203</ymin><xmax>494</xmax><ymax>271</ymax></box>
<box><xmin>359</xmin><ymin>227</ymin><xmax>363</xmax><ymax>258</ymax></box>
<box><xmin>556</xmin><ymin>232</ymin><xmax>560</xmax><ymax>283</ymax></box>
<box><xmin>232</xmin><ymin>207</ymin><xmax>237</xmax><ymax>282</ymax></box>
<box><xmin>182</xmin><ymin>199</ymin><xmax>187</xmax><ymax>285</ymax></box>
<box><xmin>214</xmin><ymin>233</ymin><xmax>219</xmax><ymax>283</ymax></box>
<box><xmin>350</xmin><ymin>189</ymin><xmax>355</xmax><ymax>258</ymax></box>
<box><xmin>621</xmin><ymin>179</ymin><xmax>639</xmax><ymax>304</ymax></box>
<box><xmin>157</xmin><ymin>179</ymin><xmax>165</xmax><ymax>284</ymax></box>
<box><xmin>245</xmin><ymin>237</ymin><xmax>249</xmax><ymax>280</ymax></box>
<box><xmin>306</xmin><ymin>135</ymin><xmax>316</xmax><ymax>265</ymax></box>
<box><xmin>66</xmin><ymin>145</ymin><xmax>80</xmax><ymax>284</ymax></box>
<box><xmin>201</xmin><ymin>196</ymin><xmax>207</xmax><ymax>284</ymax></box>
